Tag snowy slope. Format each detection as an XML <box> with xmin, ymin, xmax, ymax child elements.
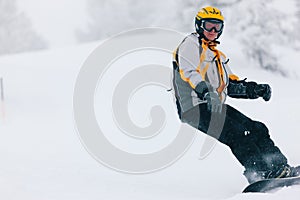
<box><xmin>0</xmin><ymin>37</ymin><xmax>300</xmax><ymax>200</ymax></box>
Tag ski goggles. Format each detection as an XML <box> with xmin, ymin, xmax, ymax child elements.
<box><xmin>202</xmin><ymin>20</ymin><xmax>224</xmax><ymax>33</ymax></box>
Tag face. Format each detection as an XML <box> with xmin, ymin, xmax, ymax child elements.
<box><xmin>201</xmin><ymin>20</ymin><xmax>223</xmax><ymax>41</ymax></box>
<box><xmin>203</xmin><ymin>29</ymin><xmax>218</xmax><ymax>41</ymax></box>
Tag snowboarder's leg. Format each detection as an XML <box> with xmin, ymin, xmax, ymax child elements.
<box><xmin>181</xmin><ymin>104</ymin><xmax>271</xmax><ymax>170</ymax></box>
<box><xmin>216</xmin><ymin>105</ymin><xmax>293</xmax><ymax>183</ymax></box>
<box><xmin>181</xmin><ymin>104</ymin><xmax>293</xmax><ymax>183</ymax></box>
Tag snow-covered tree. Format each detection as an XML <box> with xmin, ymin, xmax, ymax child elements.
<box><xmin>77</xmin><ymin>0</ymin><xmax>199</xmax><ymax>42</ymax></box>
<box><xmin>228</xmin><ymin>0</ymin><xmax>284</xmax><ymax>74</ymax></box>
<box><xmin>202</xmin><ymin>0</ymin><xmax>294</xmax><ymax>75</ymax></box>
<box><xmin>295</xmin><ymin>0</ymin><xmax>300</xmax><ymax>31</ymax></box>
<box><xmin>78</xmin><ymin>0</ymin><xmax>297</xmax><ymax>76</ymax></box>
<box><xmin>294</xmin><ymin>0</ymin><xmax>300</xmax><ymax>49</ymax></box>
<box><xmin>0</xmin><ymin>0</ymin><xmax>47</xmax><ymax>55</ymax></box>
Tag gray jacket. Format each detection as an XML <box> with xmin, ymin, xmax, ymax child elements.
<box><xmin>172</xmin><ymin>33</ymin><xmax>239</xmax><ymax>117</ymax></box>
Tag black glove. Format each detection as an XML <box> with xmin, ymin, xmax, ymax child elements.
<box><xmin>204</xmin><ymin>92</ymin><xmax>222</xmax><ymax>113</ymax></box>
<box><xmin>228</xmin><ymin>79</ymin><xmax>271</xmax><ymax>101</ymax></box>
<box><xmin>246</xmin><ymin>82</ymin><xmax>271</xmax><ymax>101</ymax></box>
<box><xmin>245</xmin><ymin>81</ymin><xmax>260</xmax><ymax>99</ymax></box>
<box><xmin>254</xmin><ymin>84</ymin><xmax>272</xmax><ymax>101</ymax></box>
<box><xmin>194</xmin><ymin>81</ymin><xmax>222</xmax><ymax>113</ymax></box>
<box><xmin>194</xmin><ymin>81</ymin><xmax>213</xmax><ymax>99</ymax></box>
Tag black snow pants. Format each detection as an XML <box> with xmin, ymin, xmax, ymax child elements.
<box><xmin>181</xmin><ymin>103</ymin><xmax>288</xmax><ymax>173</ymax></box>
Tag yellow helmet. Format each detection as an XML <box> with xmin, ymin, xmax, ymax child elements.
<box><xmin>196</xmin><ymin>6</ymin><xmax>224</xmax><ymax>22</ymax></box>
<box><xmin>195</xmin><ymin>6</ymin><xmax>224</xmax><ymax>38</ymax></box>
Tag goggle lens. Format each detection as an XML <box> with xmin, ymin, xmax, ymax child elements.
<box><xmin>203</xmin><ymin>20</ymin><xmax>223</xmax><ymax>33</ymax></box>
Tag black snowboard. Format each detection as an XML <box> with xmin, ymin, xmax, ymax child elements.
<box><xmin>243</xmin><ymin>176</ymin><xmax>300</xmax><ymax>193</ymax></box>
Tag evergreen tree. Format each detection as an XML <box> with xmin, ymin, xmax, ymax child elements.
<box><xmin>202</xmin><ymin>0</ymin><xmax>290</xmax><ymax>75</ymax></box>
<box><xmin>77</xmin><ymin>0</ymin><xmax>197</xmax><ymax>42</ymax></box>
<box><xmin>0</xmin><ymin>0</ymin><xmax>47</xmax><ymax>55</ymax></box>
<box><xmin>78</xmin><ymin>0</ymin><xmax>296</xmax><ymax>75</ymax></box>
<box><xmin>294</xmin><ymin>0</ymin><xmax>300</xmax><ymax>49</ymax></box>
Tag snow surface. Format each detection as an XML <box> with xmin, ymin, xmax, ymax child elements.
<box><xmin>0</xmin><ymin>36</ymin><xmax>300</xmax><ymax>200</ymax></box>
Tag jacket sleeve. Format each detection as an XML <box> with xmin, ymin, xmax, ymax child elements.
<box><xmin>177</xmin><ymin>36</ymin><xmax>203</xmax><ymax>89</ymax></box>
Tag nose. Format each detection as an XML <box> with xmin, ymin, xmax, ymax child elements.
<box><xmin>210</xmin><ymin>28</ymin><xmax>216</xmax><ymax>33</ymax></box>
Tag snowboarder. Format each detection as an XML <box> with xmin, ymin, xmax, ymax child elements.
<box><xmin>172</xmin><ymin>6</ymin><xmax>300</xmax><ymax>184</ymax></box>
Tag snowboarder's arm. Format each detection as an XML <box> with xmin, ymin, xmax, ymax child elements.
<box><xmin>227</xmin><ymin>79</ymin><xmax>271</xmax><ymax>101</ymax></box>
<box><xmin>177</xmin><ymin>36</ymin><xmax>203</xmax><ymax>89</ymax></box>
